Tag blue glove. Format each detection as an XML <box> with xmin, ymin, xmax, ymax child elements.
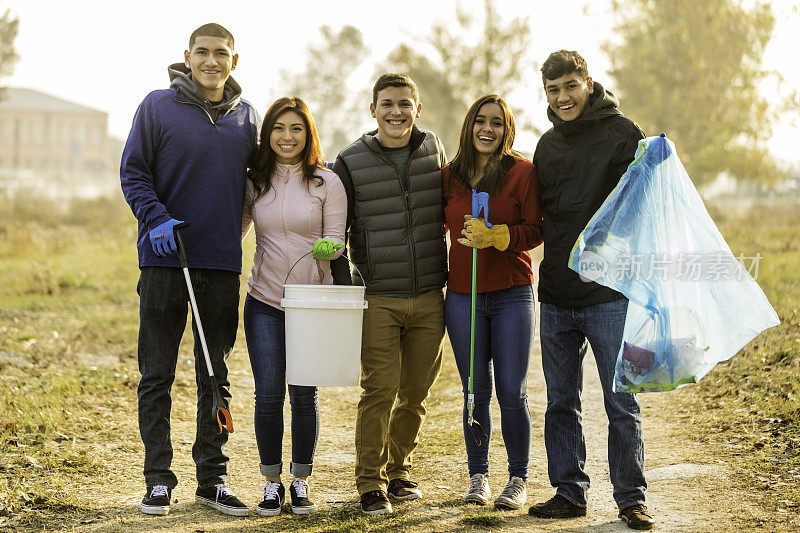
<box><xmin>149</xmin><ymin>218</ymin><xmax>184</xmax><ymax>257</ymax></box>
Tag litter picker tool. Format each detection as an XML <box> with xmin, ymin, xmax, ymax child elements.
<box><xmin>467</xmin><ymin>189</ymin><xmax>491</xmax><ymax>446</ymax></box>
<box><xmin>174</xmin><ymin>223</ymin><xmax>234</xmax><ymax>434</ymax></box>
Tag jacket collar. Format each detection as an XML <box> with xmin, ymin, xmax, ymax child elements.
<box><xmin>167</xmin><ymin>63</ymin><xmax>242</xmax><ymax>115</ymax></box>
<box><xmin>548</xmin><ymin>80</ymin><xmax>622</xmax><ymax>137</ymax></box>
<box><xmin>361</xmin><ymin>125</ymin><xmax>426</xmax><ymax>156</ymax></box>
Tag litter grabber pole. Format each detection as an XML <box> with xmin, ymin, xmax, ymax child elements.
<box><xmin>467</xmin><ymin>189</ymin><xmax>491</xmax><ymax>446</ymax></box>
<box><xmin>174</xmin><ymin>223</ymin><xmax>234</xmax><ymax>434</ymax></box>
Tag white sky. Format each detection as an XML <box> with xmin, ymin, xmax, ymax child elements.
<box><xmin>4</xmin><ymin>0</ymin><xmax>799</xmax><ymax>164</ymax></box>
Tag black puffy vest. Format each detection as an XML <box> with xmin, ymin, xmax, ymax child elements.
<box><xmin>339</xmin><ymin>128</ymin><xmax>447</xmax><ymax>296</ymax></box>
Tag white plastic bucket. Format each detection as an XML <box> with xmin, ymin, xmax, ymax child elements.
<box><xmin>281</xmin><ymin>284</ymin><xmax>367</xmax><ymax>387</ymax></box>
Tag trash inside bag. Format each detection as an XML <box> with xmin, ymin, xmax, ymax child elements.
<box><xmin>569</xmin><ymin>134</ymin><xmax>780</xmax><ymax>393</ymax></box>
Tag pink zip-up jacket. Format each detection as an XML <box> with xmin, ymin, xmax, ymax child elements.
<box><xmin>242</xmin><ymin>162</ymin><xmax>347</xmax><ymax>310</ymax></box>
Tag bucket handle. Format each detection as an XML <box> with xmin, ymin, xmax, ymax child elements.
<box><xmin>283</xmin><ymin>250</ymin><xmax>367</xmax><ymax>295</ymax></box>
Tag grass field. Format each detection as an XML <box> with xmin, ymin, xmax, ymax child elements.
<box><xmin>0</xmin><ymin>192</ymin><xmax>798</xmax><ymax>529</ymax></box>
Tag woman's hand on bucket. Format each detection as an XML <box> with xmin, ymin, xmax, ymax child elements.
<box><xmin>312</xmin><ymin>238</ymin><xmax>345</xmax><ymax>259</ymax></box>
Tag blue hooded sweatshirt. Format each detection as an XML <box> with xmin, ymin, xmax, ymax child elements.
<box><xmin>120</xmin><ymin>63</ymin><xmax>258</xmax><ymax>272</ymax></box>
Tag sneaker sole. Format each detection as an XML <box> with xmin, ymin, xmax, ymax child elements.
<box><xmin>528</xmin><ymin>508</ymin><xmax>587</xmax><ymax>518</ymax></box>
<box><xmin>463</xmin><ymin>494</ymin><xmax>489</xmax><ymax>505</ymax></box>
<box><xmin>195</xmin><ymin>495</ymin><xmax>250</xmax><ymax>516</ymax></box>
<box><xmin>255</xmin><ymin>505</ymin><xmax>282</xmax><ymax>517</ymax></box>
<box><xmin>388</xmin><ymin>491</ymin><xmax>422</xmax><ymax>501</ymax></box>
<box><xmin>140</xmin><ymin>504</ymin><xmax>169</xmax><ymax>516</ymax></box>
<box><xmin>494</xmin><ymin>498</ymin><xmax>523</xmax><ymax>510</ymax></box>
<box><xmin>362</xmin><ymin>506</ymin><xmax>393</xmax><ymax>515</ymax></box>
<box><xmin>291</xmin><ymin>503</ymin><xmax>317</xmax><ymax>514</ymax></box>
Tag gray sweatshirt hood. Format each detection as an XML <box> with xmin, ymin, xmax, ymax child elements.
<box><xmin>167</xmin><ymin>63</ymin><xmax>242</xmax><ymax>119</ymax></box>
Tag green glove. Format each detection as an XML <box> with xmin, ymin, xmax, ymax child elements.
<box><xmin>312</xmin><ymin>238</ymin><xmax>344</xmax><ymax>259</ymax></box>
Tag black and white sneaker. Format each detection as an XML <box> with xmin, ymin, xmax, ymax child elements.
<box><xmin>195</xmin><ymin>483</ymin><xmax>250</xmax><ymax>516</ymax></box>
<box><xmin>289</xmin><ymin>477</ymin><xmax>317</xmax><ymax>514</ymax></box>
<box><xmin>256</xmin><ymin>481</ymin><xmax>285</xmax><ymax>517</ymax></box>
<box><xmin>141</xmin><ymin>484</ymin><xmax>171</xmax><ymax>515</ymax></box>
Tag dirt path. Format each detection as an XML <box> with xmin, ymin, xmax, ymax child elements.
<box><xmin>36</xmin><ymin>324</ymin><xmax>779</xmax><ymax>533</ymax></box>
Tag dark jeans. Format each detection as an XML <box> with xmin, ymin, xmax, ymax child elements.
<box><xmin>137</xmin><ymin>266</ymin><xmax>239</xmax><ymax>489</ymax></box>
<box><xmin>243</xmin><ymin>294</ymin><xmax>318</xmax><ymax>477</ymax></box>
<box><xmin>445</xmin><ymin>284</ymin><xmax>534</xmax><ymax>480</ymax></box>
<box><xmin>540</xmin><ymin>298</ymin><xmax>646</xmax><ymax>508</ymax></box>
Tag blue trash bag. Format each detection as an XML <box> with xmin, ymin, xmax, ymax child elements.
<box><xmin>569</xmin><ymin>134</ymin><xmax>780</xmax><ymax>393</ymax></box>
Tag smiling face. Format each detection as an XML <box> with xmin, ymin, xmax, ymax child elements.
<box><xmin>370</xmin><ymin>86</ymin><xmax>421</xmax><ymax>148</ymax></box>
<box><xmin>269</xmin><ymin>110</ymin><xmax>307</xmax><ymax>164</ymax></box>
<box><xmin>544</xmin><ymin>73</ymin><xmax>593</xmax><ymax>122</ymax></box>
<box><xmin>184</xmin><ymin>35</ymin><xmax>238</xmax><ymax>102</ymax></box>
<box><xmin>472</xmin><ymin>102</ymin><xmax>505</xmax><ymax>158</ymax></box>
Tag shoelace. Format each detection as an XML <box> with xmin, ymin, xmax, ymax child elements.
<box><xmin>468</xmin><ymin>475</ymin><xmax>486</xmax><ymax>493</ymax></box>
<box><xmin>291</xmin><ymin>478</ymin><xmax>308</xmax><ymax>499</ymax></box>
<box><xmin>261</xmin><ymin>481</ymin><xmax>281</xmax><ymax>500</ymax></box>
<box><xmin>151</xmin><ymin>485</ymin><xmax>169</xmax><ymax>498</ymax></box>
<box><xmin>214</xmin><ymin>483</ymin><xmax>234</xmax><ymax>502</ymax></box>
<box><xmin>500</xmin><ymin>478</ymin><xmax>525</xmax><ymax>499</ymax></box>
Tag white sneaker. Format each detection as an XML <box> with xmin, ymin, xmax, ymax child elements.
<box><xmin>463</xmin><ymin>473</ymin><xmax>491</xmax><ymax>505</ymax></box>
<box><xmin>494</xmin><ymin>476</ymin><xmax>526</xmax><ymax>510</ymax></box>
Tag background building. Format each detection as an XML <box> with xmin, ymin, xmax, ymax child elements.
<box><xmin>0</xmin><ymin>87</ymin><xmax>120</xmax><ymax>198</ymax></box>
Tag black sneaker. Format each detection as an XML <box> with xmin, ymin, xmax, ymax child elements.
<box><xmin>195</xmin><ymin>483</ymin><xmax>250</xmax><ymax>516</ymax></box>
<box><xmin>528</xmin><ymin>494</ymin><xmax>587</xmax><ymax>518</ymax></box>
<box><xmin>256</xmin><ymin>481</ymin><xmax>285</xmax><ymax>517</ymax></box>
<box><xmin>360</xmin><ymin>489</ymin><xmax>393</xmax><ymax>515</ymax></box>
<box><xmin>141</xmin><ymin>485</ymin><xmax>171</xmax><ymax>515</ymax></box>
<box><xmin>387</xmin><ymin>478</ymin><xmax>422</xmax><ymax>501</ymax></box>
<box><xmin>289</xmin><ymin>477</ymin><xmax>317</xmax><ymax>514</ymax></box>
<box><xmin>619</xmin><ymin>503</ymin><xmax>655</xmax><ymax>530</ymax></box>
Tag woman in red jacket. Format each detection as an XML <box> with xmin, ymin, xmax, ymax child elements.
<box><xmin>443</xmin><ymin>94</ymin><xmax>543</xmax><ymax>510</ymax></box>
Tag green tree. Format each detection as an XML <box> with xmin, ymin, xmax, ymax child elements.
<box><xmin>380</xmin><ymin>0</ymin><xmax>533</xmax><ymax>157</ymax></box>
<box><xmin>0</xmin><ymin>2</ymin><xmax>19</xmax><ymax>99</ymax></box>
<box><xmin>282</xmin><ymin>25</ymin><xmax>370</xmax><ymax>159</ymax></box>
<box><xmin>606</xmin><ymin>0</ymin><xmax>780</xmax><ymax>186</ymax></box>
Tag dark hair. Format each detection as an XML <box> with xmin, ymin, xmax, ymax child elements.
<box><xmin>249</xmin><ymin>97</ymin><xmax>325</xmax><ymax>204</ymax></box>
<box><xmin>448</xmin><ymin>94</ymin><xmax>524</xmax><ymax>195</ymax></box>
<box><xmin>372</xmin><ymin>73</ymin><xmax>419</xmax><ymax>105</ymax></box>
<box><xmin>189</xmin><ymin>23</ymin><xmax>235</xmax><ymax>50</ymax></box>
<box><xmin>541</xmin><ymin>50</ymin><xmax>589</xmax><ymax>85</ymax></box>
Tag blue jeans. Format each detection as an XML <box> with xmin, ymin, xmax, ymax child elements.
<box><xmin>243</xmin><ymin>294</ymin><xmax>318</xmax><ymax>477</ymax></box>
<box><xmin>445</xmin><ymin>284</ymin><xmax>534</xmax><ymax>480</ymax></box>
<box><xmin>540</xmin><ymin>298</ymin><xmax>646</xmax><ymax>508</ymax></box>
<box><xmin>137</xmin><ymin>267</ymin><xmax>239</xmax><ymax>489</ymax></box>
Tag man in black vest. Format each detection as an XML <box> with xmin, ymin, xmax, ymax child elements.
<box><xmin>331</xmin><ymin>73</ymin><xmax>447</xmax><ymax>516</ymax></box>
<box><xmin>526</xmin><ymin>51</ymin><xmax>655</xmax><ymax>530</ymax></box>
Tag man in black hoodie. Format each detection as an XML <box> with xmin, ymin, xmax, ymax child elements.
<box><xmin>526</xmin><ymin>51</ymin><xmax>655</xmax><ymax>530</ymax></box>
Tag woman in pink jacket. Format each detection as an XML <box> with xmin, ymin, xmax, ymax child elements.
<box><xmin>241</xmin><ymin>97</ymin><xmax>346</xmax><ymax>517</ymax></box>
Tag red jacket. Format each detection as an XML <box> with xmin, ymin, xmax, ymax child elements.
<box><xmin>443</xmin><ymin>157</ymin><xmax>543</xmax><ymax>293</ymax></box>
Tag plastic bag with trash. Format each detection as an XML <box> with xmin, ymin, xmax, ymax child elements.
<box><xmin>569</xmin><ymin>134</ymin><xmax>780</xmax><ymax>393</ymax></box>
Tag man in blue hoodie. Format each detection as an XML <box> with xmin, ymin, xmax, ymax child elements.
<box><xmin>120</xmin><ymin>23</ymin><xmax>257</xmax><ymax>517</ymax></box>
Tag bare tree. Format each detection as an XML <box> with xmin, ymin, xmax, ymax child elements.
<box><xmin>282</xmin><ymin>25</ymin><xmax>370</xmax><ymax>159</ymax></box>
<box><xmin>0</xmin><ymin>2</ymin><xmax>19</xmax><ymax>99</ymax></box>
<box><xmin>380</xmin><ymin>0</ymin><xmax>534</xmax><ymax>156</ymax></box>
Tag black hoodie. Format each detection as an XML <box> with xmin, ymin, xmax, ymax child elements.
<box><xmin>533</xmin><ymin>81</ymin><xmax>645</xmax><ymax>308</ymax></box>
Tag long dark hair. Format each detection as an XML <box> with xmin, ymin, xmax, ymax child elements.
<box><xmin>249</xmin><ymin>97</ymin><xmax>325</xmax><ymax>203</ymax></box>
<box><xmin>448</xmin><ymin>94</ymin><xmax>524</xmax><ymax>195</ymax></box>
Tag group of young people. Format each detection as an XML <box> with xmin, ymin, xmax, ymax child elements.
<box><xmin>120</xmin><ymin>23</ymin><xmax>655</xmax><ymax>531</ymax></box>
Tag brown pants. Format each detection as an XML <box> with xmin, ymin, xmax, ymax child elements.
<box><xmin>355</xmin><ymin>289</ymin><xmax>445</xmax><ymax>495</ymax></box>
